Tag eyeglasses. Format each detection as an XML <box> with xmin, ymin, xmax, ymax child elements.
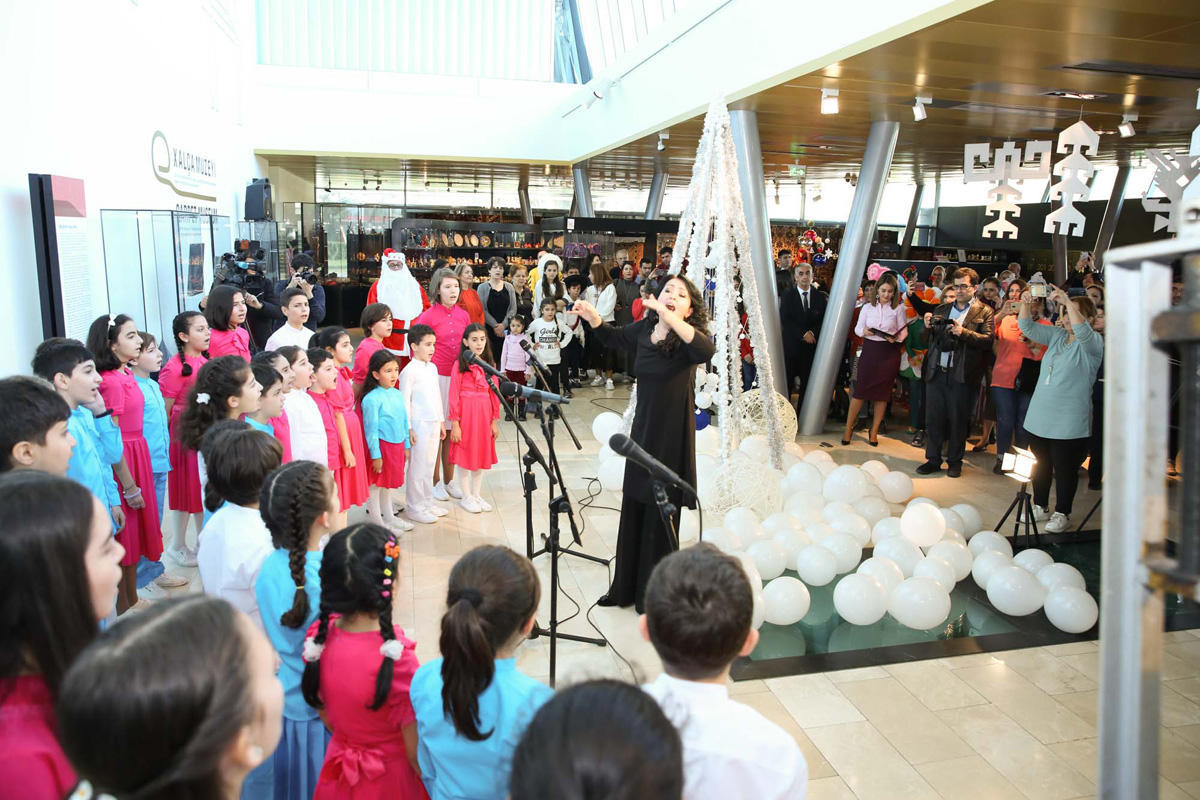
<box><xmin>952</xmin><ymin>283</ymin><xmax>971</xmax><ymax>290</ymax></box>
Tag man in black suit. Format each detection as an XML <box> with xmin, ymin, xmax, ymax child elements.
<box><xmin>917</xmin><ymin>267</ymin><xmax>994</xmax><ymax>478</ymax></box>
<box><xmin>779</xmin><ymin>261</ymin><xmax>827</xmax><ymax>408</ymax></box>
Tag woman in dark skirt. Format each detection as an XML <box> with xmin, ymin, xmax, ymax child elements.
<box><xmin>570</xmin><ymin>275</ymin><xmax>714</xmax><ymax>613</ymax></box>
<box><xmin>842</xmin><ymin>272</ymin><xmax>907</xmax><ymax>446</ymax></box>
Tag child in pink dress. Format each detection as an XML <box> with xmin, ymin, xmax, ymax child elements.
<box><xmin>352</xmin><ymin>303</ymin><xmax>393</xmax><ymax>388</ymax></box>
<box><xmin>303</xmin><ymin>524</ymin><xmax>427</xmax><ymax>800</ymax></box>
<box><xmin>447</xmin><ymin>324</ymin><xmax>500</xmax><ymax>514</ymax></box>
<box><xmin>158</xmin><ymin>311</ymin><xmax>209</xmax><ymax>566</ymax></box>
<box><xmin>314</xmin><ymin>328</ymin><xmax>370</xmax><ymax>512</ymax></box>
<box><xmin>205</xmin><ymin>285</ymin><xmax>253</xmax><ymax>361</ymax></box>
<box><xmin>86</xmin><ymin>313</ymin><xmax>162</xmax><ymax>613</ymax></box>
<box><xmin>307</xmin><ymin>350</ymin><xmax>345</xmax><ymax>478</ymax></box>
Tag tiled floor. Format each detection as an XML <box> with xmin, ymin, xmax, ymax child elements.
<box><xmin>150</xmin><ymin>385</ymin><xmax>1200</xmax><ymax>800</ymax></box>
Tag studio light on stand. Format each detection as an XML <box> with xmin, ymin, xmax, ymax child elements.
<box><xmin>820</xmin><ymin>88</ymin><xmax>839</xmax><ymax>115</ymax></box>
<box><xmin>993</xmin><ymin>447</ymin><xmax>1041</xmax><ymax>547</ymax></box>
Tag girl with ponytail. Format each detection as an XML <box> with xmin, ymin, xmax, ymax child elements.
<box><xmin>255</xmin><ymin>461</ymin><xmax>344</xmax><ymax>799</ymax></box>
<box><xmin>409</xmin><ymin>545</ymin><xmax>550</xmax><ymax>800</ymax></box>
<box><xmin>302</xmin><ymin>523</ymin><xmax>425</xmax><ymax>799</ymax></box>
<box><xmin>159</xmin><ymin>311</ymin><xmax>210</xmax><ymax>567</ymax></box>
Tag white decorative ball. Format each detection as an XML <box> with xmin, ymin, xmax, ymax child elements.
<box><xmin>829</xmin><ymin>512</ymin><xmax>872</xmax><ymax>547</ymax></box>
<box><xmin>772</xmin><ymin>528</ymin><xmax>812</xmax><ymax>570</ymax></box>
<box><xmin>735</xmin><ymin>389</ymin><xmax>798</xmax><ymax>444</ymax></box>
<box><xmin>762</xmin><ymin>512</ymin><xmax>802</xmax><ymax>535</ymax></box>
<box><xmin>914</xmin><ymin>556</ymin><xmax>957</xmax><ymax>592</ymax></box>
<box><xmin>1043</xmin><ymin>586</ymin><xmax>1098</xmax><ymax>633</ymax></box>
<box><xmin>940</xmin><ymin>528</ymin><xmax>967</xmax><ymax>546</ymax></box>
<box><xmin>833</xmin><ymin>573</ymin><xmax>888</xmax><ymax>626</ymax></box>
<box><xmin>705</xmin><ymin>372</ymin><xmax>719</xmax><ymax>391</ymax></box>
<box><xmin>871</xmin><ymin>517</ymin><xmax>903</xmax><ymax>545</ymax></box>
<box><xmin>695</xmin><ymin>426</ymin><xmax>719</xmax><ymax>456</ymax></box>
<box><xmin>1012</xmin><ymin>548</ymin><xmax>1054</xmax><ymax>574</ymax></box>
<box><xmin>818</xmin><ymin>532</ymin><xmax>863</xmax><ymax>574</ymax></box>
<box><xmin>971</xmin><ymin>550</ymin><xmax>1012</xmax><ymax>590</ymax></box>
<box><xmin>803</xmin><ymin>449</ymin><xmax>834</xmax><ymax>466</ymax></box>
<box><xmin>853</xmin><ymin>496</ymin><xmax>892</xmax><ymax>526</ymax></box>
<box><xmin>1036</xmin><ymin>562</ymin><xmax>1086</xmax><ymax>592</ymax></box>
<box><xmin>784</xmin><ymin>441</ymin><xmax>805</xmax><ymax>458</ymax></box>
<box><xmin>926</xmin><ymin>540</ymin><xmax>973</xmax><ymax>582</ymax></box>
<box><xmin>700</xmin><ymin>456</ymin><xmax>783</xmax><ymax>519</ymax></box>
<box><xmin>679</xmin><ymin>509</ymin><xmax>700</xmax><ymax>543</ymax></box>
<box><xmin>860</xmin><ymin>460</ymin><xmax>890</xmax><ymax>481</ymax></box>
<box><xmin>804</xmin><ymin>522</ymin><xmax>834</xmax><ymax>543</ymax></box>
<box><xmin>873</xmin><ymin>536</ymin><xmax>924</xmax><ymax>577</ymax></box>
<box><xmin>598</xmin><ymin>457</ymin><xmax>626</xmax><ymax>492</ymax></box>
<box><xmin>695</xmin><ymin>390</ymin><xmax>713</xmax><ymax>409</ymax></box>
<box><xmin>939</xmin><ymin>508</ymin><xmax>965</xmax><ymax>535</ymax></box>
<box><xmin>968</xmin><ymin>531</ymin><xmax>1014</xmax><ymax>559</ymax></box>
<box><xmin>598</xmin><ymin>444</ymin><xmax>616</xmax><ymax>463</ymax></box>
<box><xmin>780</xmin><ymin>452</ymin><xmax>801</xmax><ymax>472</ymax></box>
<box><xmin>784</xmin><ymin>490</ymin><xmax>825</xmax><ymax>520</ymax></box>
<box><xmin>738</xmin><ymin>434</ymin><xmax>771</xmax><ymax>463</ymax></box>
<box><xmin>794</xmin><ymin>544</ymin><xmax>838</xmax><ymax>586</ymax></box>
<box><xmin>860</xmin><ymin>482</ymin><xmax>884</xmax><ymax>500</ymax></box>
<box><xmin>823</xmin><ymin>465</ymin><xmax>870</xmax><ymax>504</ymax></box>
<box><xmin>877</xmin><ymin>471</ymin><xmax>914</xmax><ymax>503</ymax></box>
<box><xmin>821</xmin><ymin>501</ymin><xmax>856</xmax><ymax>524</ymax></box>
<box><xmin>703</xmin><ymin>527</ymin><xmax>743</xmax><ymax>554</ymax></box>
<box><xmin>746</xmin><ymin>540</ymin><xmax>788</xmax><ymax>581</ymax></box>
<box><xmin>889</xmin><ymin>577</ymin><xmax>952</xmax><ymax>629</ymax></box>
<box><xmin>857</xmin><ymin>556</ymin><xmax>904</xmax><ymax>594</ymax></box>
<box><xmin>907</xmin><ymin>496</ymin><xmax>938</xmax><ymax>508</ymax></box>
<box><xmin>816</xmin><ymin>460</ymin><xmax>837</xmax><ymax>477</ymax></box>
<box><xmin>786</xmin><ymin>462</ymin><xmax>824</xmax><ymax>495</ymax></box>
<box><xmin>733</xmin><ymin>551</ymin><xmax>763</xmax><ymax>589</ymax></box>
<box><xmin>762</xmin><ymin>577</ymin><xmax>811</xmax><ymax>626</ymax></box>
<box><xmin>591</xmin><ymin>412</ymin><xmax>623</xmax><ymax>445</ymax></box>
<box><xmin>949</xmin><ymin>504</ymin><xmax>982</xmax><ymax>537</ymax></box>
<box><xmin>900</xmin><ymin>503</ymin><xmax>946</xmax><ymax>548</ymax></box>
<box><xmin>723</xmin><ymin>507</ymin><xmax>763</xmax><ymax>541</ymax></box>
<box><xmin>987</xmin><ymin>565</ymin><xmax>1046</xmax><ymax>616</ymax></box>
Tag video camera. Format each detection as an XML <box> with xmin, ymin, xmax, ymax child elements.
<box><xmin>215</xmin><ymin>241</ymin><xmax>271</xmax><ymax>295</ymax></box>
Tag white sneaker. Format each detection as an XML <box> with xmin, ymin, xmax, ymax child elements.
<box><xmin>1044</xmin><ymin>512</ymin><xmax>1070</xmax><ymax>533</ymax></box>
<box><xmin>446</xmin><ymin>479</ymin><xmax>464</xmax><ymax>499</ymax></box>
<box><xmin>474</xmin><ymin>496</ymin><xmax>493</xmax><ymax>512</ymax></box>
<box><xmin>391</xmin><ymin>500</ymin><xmax>405</xmax><ymax>514</ymax></box>
<box><xmin>605</xmin><ymin>378</ymin><xmax>614</xmax><ymax>390</ymax></box>
<box><xmin>408</xmin><ymin>508</ymin><xmax>438</xmax><ymax>524</ymax></box>
<box><xmin>429</xmin><ymin>505</ymin><xmax>449</xmax><ymax>517</ymax></box>
<box><xmin>154</xmin><ymin>573</ymin><xmax>189</xmax><ymax>589</ymax></box>
<box><xmin>459</xmin><ymin>496</ymin><xmax>483</xmax><ymax>514</ymax></box>
<box><xmin>1019</xmin><ymin>503</ymin><xmax>1049</xmax><ymax>524</ymax></box>
<box><xmin>387</xmin><ymin>515</ymin><xmax>415</xmax><ymax>532</ymax></box>
<box><xmin>168</xmin><ymin>545</ymin><xmax>197</xmax><ymax>568</ymax></box>
<box><xmin>591</xmin><ymin>375</ymin><xmax>606</xmax><ymax>387</ymax></box>
<box><xmin>432</xmin><ymin>483</ymin><xmax>450</xmax><ymax>501</ymax></box>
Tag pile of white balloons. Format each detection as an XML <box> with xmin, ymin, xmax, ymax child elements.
<box><xmin>591</xmin><ymin>412</ymin><xmax>627</xmax><ymax>493</ymax></box>
<box><xmin>968</xmin><ymin>532</ymin><xmax>1098</xmax><ymax>634</ymax></box>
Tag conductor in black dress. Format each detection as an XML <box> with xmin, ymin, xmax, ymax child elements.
<box><xmin>570</xmin><ymin>275</ymin><xmax>715</xmax><ymax>613</ymax></box>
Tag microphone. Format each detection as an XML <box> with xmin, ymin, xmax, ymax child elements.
<box><xmin>608</xmin><ymin>433</ymin><xmax>693</xmax><ymax>492</ymax></box>
<box><xmin>500</xmin><ymin>381</ymin><xmax>568</xmax><ymax>405</ymax></box>
<box><xmin>518</xmin><ymin>338</ymin><xmax>550</xmax><ymax>372</ymax></box>
<box><xmin>467</xmin><ymin>352</ymin><xmax>506</xmax><ymax>380</ymax></box>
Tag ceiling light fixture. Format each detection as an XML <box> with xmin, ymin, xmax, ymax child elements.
<box><xmin>820</xmin><ymin>88</ymin><xmax>839</xmax><ymax>115</ymax></box>
<box><xmin>657</xmin><ymin>131</ymin><xmax>669</xmax><ymax>151</ymax></box>
<box><xmin>1118</xmin><ymin>112</ymin><xmax>1138</xmax><ymax>138</ymax></box>
<box><xmin>912</xmin><ymin>95</ymin><xmax>931</xmax><ymax>121</ymax></box>
<box><xmin>544</xmin><ymin>163</ymin><xmax>551</xmax><ymax>175</ymax></box>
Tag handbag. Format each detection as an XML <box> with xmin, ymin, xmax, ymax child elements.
<box><xmin>1014</xmin><ymin>357</ymin><xmax>1041</xmax><ymax>394</ymax></box>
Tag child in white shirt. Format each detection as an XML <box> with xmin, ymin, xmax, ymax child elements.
<box><xmin>277</xmin><ymin>346</ymin><xmax>329</xmax><ymax>467</ymax></box>
<box><xmin>525</xmin><ymin>299</ymin><xmax>573</xmax><ymax>395</ymax></box>
<box><xmin>398</xmin><ymin>324</ymin><xmax>446</xmax><ymax>524</ymax></box>
<box><xmin>264</xmin><ymin>288</ymin><xmax>315</xmax><ymax>351</ymax></box>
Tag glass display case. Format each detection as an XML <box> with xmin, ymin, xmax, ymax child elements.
<box><xmin>539</xmin><ymin>216</ymin><xmax>678</xmax><ymax>272</ymax></box>
<box><xmin>389</xmin><ymin>217</ymin><xmax>542</xmax><ymax>288</ymax></box>
<box><xmin>236</xmin><ymin>220</ymin><xmax>281</xmax><ymax>284</ymax></box>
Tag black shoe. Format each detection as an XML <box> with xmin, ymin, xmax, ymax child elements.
<box><xmin>916</xmin><ymin>460</ymin><xmax>942</xmax><ymax>475</ymax></box>
<box><xmin>518</xmin><ymin>412</ymin><xmax>527</xmax><ymax>421</ymax></box>
<box><xmin>947</xmin><ymin>462</ymin><xmax>962</xmax><ymax>478</ymax></box>
<box><xmin>563</xmin><ymin>390</ymin><xmax>574</xmax><ymax>399</ymax></box>
<box><xmin>841</xmin><ymin>438</ymin><xmax>852</xmax><ymax>446</ymax></box>
<box><xmin>868</xmin><ymin>436</ymin><xmax>879</xmax><ymax>447</ymax></box>
<box><xmin>505</xmin><ymin>412</ymin><xmax>514</xmax><ymax>421</ymax></box>
<box><xmin>912</xmin><ymin>431</ymin><xmax>925</xmax><ymax>447</ymax></box>
<box><xmin>993</xmin><ymin>459</ymin><xmax>1004</xmax><ymax>475</ymax></box>
<box><xmin>596</xmin><ymin>593</ymin><xmax>621</xmax><ymax>608</ymax></box>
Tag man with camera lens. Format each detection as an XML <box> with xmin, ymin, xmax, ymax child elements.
<box><xmin>273</xmin><ymin>252</ymin><xmax>326</xmax><ymax>330</ymax></box>
<box><xmin>916</xmin><ymin>267</ymin><xmax>994</xmax><ymax>478</ymax></box>
<box><xmin>209</xmin><ymin>248</ymin><xmax>283</xmax><ymax>350</ymax></box>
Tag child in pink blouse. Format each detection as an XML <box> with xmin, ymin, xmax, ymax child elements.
<box><xmin>159</xmin><ymin>311</ymin><xmax>209</xmax><ymax>566</ymax></box>
<box><xmin>499</xmin><ymin>316</ymin><xmax>533</xmax><ymax>420</ymax></box>
<box><xmin>314</xmin><ymin>328</ymin><xmax>370</xmax><ymax>513</ymax></box>
<box><xmin>302</xmin><ymin>524</ymin><xmax>426</xmax><ymax>800</ymax></box>
<box><xmin>448</xmin><ymin>324</ymin><xmax>500</xmax><ymax>514</ymax></box>
<box><xmin>352</xmin><ymin>303</ymin><xmax>393</xmax><ymax>389</ymax></box>
<box><xmin>205</xmin><ymin>285</ymin><xmax>252</xmax><ymax>361</ymax></box>
<box><xmin>306</xmin><ymin>349</ymin><xmax>345</xmax><ymax>479</ymax></box>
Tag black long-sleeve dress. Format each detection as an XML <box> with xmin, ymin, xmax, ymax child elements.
<box><xmin>588</xmin><ymin>317</ymin><xmax>716</xmax><ymax>612</ymax></box>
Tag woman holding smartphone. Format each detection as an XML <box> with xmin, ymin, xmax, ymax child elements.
<box><xmin>842</xmin><ymin>272</ymin><xmax>907</xmax><ymax>446</ymax></box>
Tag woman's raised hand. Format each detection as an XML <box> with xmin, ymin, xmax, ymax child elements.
<box><xmin>569</xmin><ymin>300</ymin><xmax>602</xmax><ymax>327</ymax></box>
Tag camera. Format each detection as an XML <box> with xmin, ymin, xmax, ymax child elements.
<box><xmin>928</xmin><ymin>315</ymin><xmax>950</xmax><ymax>329</ymax></box>
<box><xmin>297</xmin><ymin>271</ymin><xmax>318</xmax><ymax>285</ymax></box>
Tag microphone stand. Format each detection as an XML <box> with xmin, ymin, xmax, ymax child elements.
<box><xmin>522</xmin><ymin>343</ymin><xmax>582</xmax><ymax>451</ymax></box>
<box><xmin>652</xmin><ymin>481</ymin><xmax>681</xmax><ymax>552</ymax></box>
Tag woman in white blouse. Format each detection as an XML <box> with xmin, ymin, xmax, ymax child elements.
<box><xmin>584</xmin><ymin>259</ymin><xmax>618</xmax><ymax>389</ymax></box>
<box><xmin>842</xmin><ymin>272</ymin><xmax>908</xmax><ymax>446</ymax></box>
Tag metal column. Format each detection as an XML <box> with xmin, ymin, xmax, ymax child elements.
<box><xmin>1092</xmin><ymin>165</ymin><xmax>1131</xmax><ymax>271</ymax></box>
<box><xmin>730</xmin><ymin>109</ymin><xmax>787</xmax><ymax>398</ymax></box>
<box><xmin>1051</xmin><ymin>198</ymin><xmax>1069</xmax><ymax>284</ymax></box>
<box><xmin>901</xmin><ymin>182</ymin><xmax>924</xmax><ymax>258</ymax></box>
<box><xmin>799</xmin><ymin>120</ymin><xmax>899</xmax><ymax>434</ymax></box>
<box><xmin>518</xmin><ymin>166</ymin><xmax>533</xmax><ymax>225</ymax></box>
<box><xmin>572</xmin><ymin>163</ymin><xmax>594</xmax><ymax>218</ymax></box>
<box><xmin>644</xmin><ymin>168</ymin><xmax>668</xmax><ymax>220</ymax></box>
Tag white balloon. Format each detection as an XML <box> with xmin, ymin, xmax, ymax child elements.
<box><xmin>746</xmin><ymin>540</ymin><xmax>788</xmax><ymax>581</ymax></box>
<box><xmin>914</xmin><ymin>556</ymin><xmax>957</xmax><ymax>592</ymax></box>
<box><xmin>695</xmin><ymin>426</ymin><xmax>719</xmax><ymax>456</ymax></box>
<box><xmin>940</xmin><ymin>528</ymin><xmax>967</xmax><ymax>546</ymax></box>
<box><xmin>817</xmin><ymin>461</ymin><xmax>837</xmax><ymax>477</ymax></box>
<box><xmin>939</xmin><ymin>508</ymin><xmax>965</xmax><ymax>535</ymax></box>
<box><xmin>987</xmin><ymin>565</ymin><xmax>1046</xmax><ymax>616</ymax></box>
<box><xmin>1012</xmin><ymin>548</ymin><xmax>1054</xmax><ymax>574</ymax></box>
<box><xmin>695</xmin><ymin>390</ymin><xmax>713</xmax><ymax>410</ymax></box>
<box><xmin>829</xmin><ymin>512</ymin><xmax>872</xmax><ymax>547</ymax></box>
<box><xmin>739</xmin><ymin>434</ymin><xmax>770</xmax><ymax>463</ymax></box>
<box><xmin>821</xmin><ymin>501</ymin><xmax>856</xmax><ymax>524</ymax></box>
<box><xmin>1043</xmin><ymin>586</ymin><xmax>1098</xmax><ymax>633</ymax></box>
<box><xmin>889</xmin><ymin>577</ymin><xmax>952</xmax><ymax>629</ymax></box>
<box><xmin>794</xmin><ymin>544</ymin><xmax>838</xmax><ymax>586</ymax></box>
<box><xmin>878</xmin><ymin>471</ymin><xmax>914</xmax><ymax>503</ymax></box>
<box><xmin>733</xmin><ymin>551</ymin><xmax>763</xmax><ymax>589</ymax></box>
<box><xmin>968</xmin><ymin>530</ymin><xmax>1014</xmax><ymax>559</ymax></box>
<box><xmin>705</xmin><ymin>372</ymin><xmax>720</xmax><ymax>391</ymax></box>
<box><xmin>780</xmin><ymin>451</ymin><xmax>801</xmax><ymax>472</ymax></box>
<box><xmin>598</xmin><ymin>457</ymin><xmax>626</xmax><ymax>492</ymax></box>
<box><xmin>786</xmin><ymin>462</ymin><xmax>824</xmax><ymax>495</ymax></box>
<box><xmin>598</xmin><ymin>444</ymin><xmax>615</xmax><ymax>463</ymax></box>
<box><xmin>971</xmin><ymin>550</ymin><xmax>1012</xmax><ymax>590</ymax></box>
<box><xmin>873</xmin><ymin>536</ymin><xmax>924</xmax><ymax>577</ymax></box>
<box><xmin>804</xmin><ymin>522</ymin><xmax>834</xmax><ymax>543</ymax></box>
<box><xmin>784</xmin><ymin>441</ymin><xmax>806</xmax><ymax>458</ymax></box>
<box><xmin>703</xmin><ymin>527</ymin><xmax>743</xmax><ymax>554</ymax></box>
<box><xmin>679</xmin><ymin>509</ymin><xmax>700</xmax><ymax>542</ymax></box>
<box><xmin>695</xmin><ymin>453</ymin><xmax>718</xmax><ymax>479</ymax></box>
<box><xmin>900</xmin><ymin>503</ymin><xmax>946</xmax><ymax>548</ymax></box>
<box><xmin>772</xmin><ymin>528</ymin><xmax>812</xmax><ymax>570</ymax></box>
<box><xmin>818</xmin><ymin>532</ymin><xmax>863</xmax><ymax>574</ymax></box>
<box><xmin>857</xmin><ymin>556</ymin><xmax>905</xmax><ymax>594</ymax></box>
<box><xmin>926</xmin><ymin>540</ymin><xmax>973</xmax><ymax>582</ymax></box>
<box><xmin>723</xmin><ymin>507</ymin><xmax>763</xmax><ymax>542</ymax></box>
<box><xmin>853</xmin><ymin>496</ymin><xmax>892</xmax><ymax>526</ymax></box>
<box><xmin>823</xmin><ymin>465</ymin><xmax>870</xmax><ymax>504</ymax></box>
<box><xmin>1037</xmin><ymin>562</ymin><xmax>1086</xmax><ymax>592</ymax></box>
<box><xmin>784</xmin><ymin>490</ymin><xmax>825</xmax><ymax>520</ymax></box>
<box><xmin>834</xmin><ymin>573</ymin><xmax>888</xmax><ymax>625</ymax></box>
<box><xmin>871</xmin><ymin>516</ymin><xmax>903</xmax><ymax>545</ymax></box>
<box><xmin>590</xmin><ymin>412</ymin><xmax>623</xmax><ymax>445</ymax></box>
<box><xmin>762</xmin><ymin>577</ymin><xmax>811</xmax><ymax>626</ymax></box>
<box><xmin>803</xmin><ymin>449</ymin><xmax>834</xmax><ymax>466</ymax></box>
<box><xmin>860</xmin><ymin>459</ymin><xmax>890</xmax><ymax>480</ymax></box>
<box><xmin>907</xmin><ymin>496</ymin><xmax>937</xmax><ymax>508</ymax></box>
<box><xmin>949</xmin><ymin>504</ymin><xmax>982</xmax><ymax>537</ymax></box>
<box><xmin>860</xmin><ymin>482</ymin><xmax>884</xmax><ymax>500</ymax></box>
<box><xmin>762</xmin><ymin>512</ymin><xmax>802</xmax><ymax>534</ymax></box>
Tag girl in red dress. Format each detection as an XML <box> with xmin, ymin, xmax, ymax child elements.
<box><xmin>158</xmin><ymin>311</ymin><xmax>209</xmax><ymax>567</ymax></box>
<box><xmin>205</xmin><ymin>285</ymin><xmax>252</xmax><ymax>361</ymax></box>
<box><xmin>302</xmin><ymin>524</ymin><xmax>426</xmax><ymax>800</ymax></box>
<box><xmin>314</xmin><ymin>329</ymin><xmax>370</xmax><ymax>513</ymax></box>
<box><xmin>86</xmin><ymin>313</ymin><xmax>161</xmax><ymax>613</ymax></box>
<box><xmin>447</xmin><ymin>324</ymin><xmax>500</xmax><ymax>515</ymax></box>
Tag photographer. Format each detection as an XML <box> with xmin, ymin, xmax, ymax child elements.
<box><xmin>916</xmin><ymin>267</ymin><xmax>994</xmax><ymax>478</ymax></box>
<box><xmin>273</xmin><ymin>253</ymin><xmax>326</xmax><ymax>330</ymax></box>
<box><xmin>207</xmin><ymin>250</ymin><xmax>282</xmax><ymax>350</ymax></box>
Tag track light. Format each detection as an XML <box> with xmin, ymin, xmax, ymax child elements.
<box><xmin>820</xmin><ymin>88</ymin><xmax>839</xmax><ymax>115</ymax></box>
<box><xmin>657</xmin><ymin>131</ymin><xmax>669</xmax><ymax>151</ymax></box>
<box><xmin>1119</xmin><ymin>112</ymin><xmax>1138</xmax><ymax>138</ymax></box>
<box><xmin>544</xmin><ymin>163</ymin><xmax>551</xmax><ymax>175</ymax></box>
<box><xmin>912</xmin><ymin>95</ymin><xmax>931</xmax><ymax>121</ymax></box>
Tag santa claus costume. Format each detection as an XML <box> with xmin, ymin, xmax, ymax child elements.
<box><xmin>367</xmin><ymin>249</ymin><xmax>429</xmax><ymax>367</ymax></box>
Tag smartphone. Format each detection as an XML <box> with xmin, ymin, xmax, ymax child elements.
<box><xmin>1030</xmin><ymin>284</ymin><xmax>1048</xmax><ymax>298</ymax></box>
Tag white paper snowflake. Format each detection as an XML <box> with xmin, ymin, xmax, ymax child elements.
<box><xmin>1142</xmin><ymin>148</ymin><xmax>1200</xmax><ymax>233</ymax></box>
<box><xmin>1044</xmin><ymin>121</ymin><xmax>1099</xmax><ymax>237</ymax></box>
<box><xmin>964</xmin><ymin>140</ymin><xmax>1050</xmax><ymax>239</ymax></box>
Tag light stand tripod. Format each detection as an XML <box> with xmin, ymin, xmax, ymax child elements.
<box><xmin>993</xmin><ymin>481</ymin><xmax>1041</xmax><ymax>548</ymax></box>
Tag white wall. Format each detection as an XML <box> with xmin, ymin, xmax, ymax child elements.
<box><xmin>0</xmin><ymin>0</ymin><xmax>261</xmax><ymax>376</ymax></box>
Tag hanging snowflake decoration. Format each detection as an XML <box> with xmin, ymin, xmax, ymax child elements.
<box><xmin>963</xmin><ymin>140</ymin><xmax>1050</xmax><ymax>239</ymax></box>
<box><xmin>1044</xmin><ymin>120</ymin><xmax>1099</xmax><ymax>237</ymax></box>
<box><xmin>1141</xmin><ymin>148</ymin><xmax>1200</xmax><ymax>233</ymax></box>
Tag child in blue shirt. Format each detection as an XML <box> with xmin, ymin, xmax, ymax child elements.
<box><xmin>359</xmin><ymin>349</ymin><xmax>414</xmax><ymax>532</ymax></box>
<box><xmin>131</xmin><ymin>333</ymin><xmax>182</xmax><ymax>589</ymax></box>
<box><xmin>410</xmin><ymin>545</ymin><xmax>551</xmax><ymax>800</ymax></box>
<box><xmin>255</xmin><ymin>460</ymin><xmax>344</xmax><ymax>800</ymax></box>
<box><xmin>246</xmin><ymin>362</ymin><xmax>291</xmax><ymax>461</ymax></box>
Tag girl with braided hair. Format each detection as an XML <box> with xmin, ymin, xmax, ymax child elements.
<box><xmin>302</xmin><ymin>523</ymin><xmax>425</xmax><ymax>799</ymax></box>
<box><xmin>255</xmin><ymin>461</ymin><xmax>345</xmax><ymax>800</ymax></box>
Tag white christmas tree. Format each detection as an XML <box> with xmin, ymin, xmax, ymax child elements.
<box><xmin>667</xmin><ymin>99</ymin><xmax>785</xmax><ymax>469</ymax></box>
